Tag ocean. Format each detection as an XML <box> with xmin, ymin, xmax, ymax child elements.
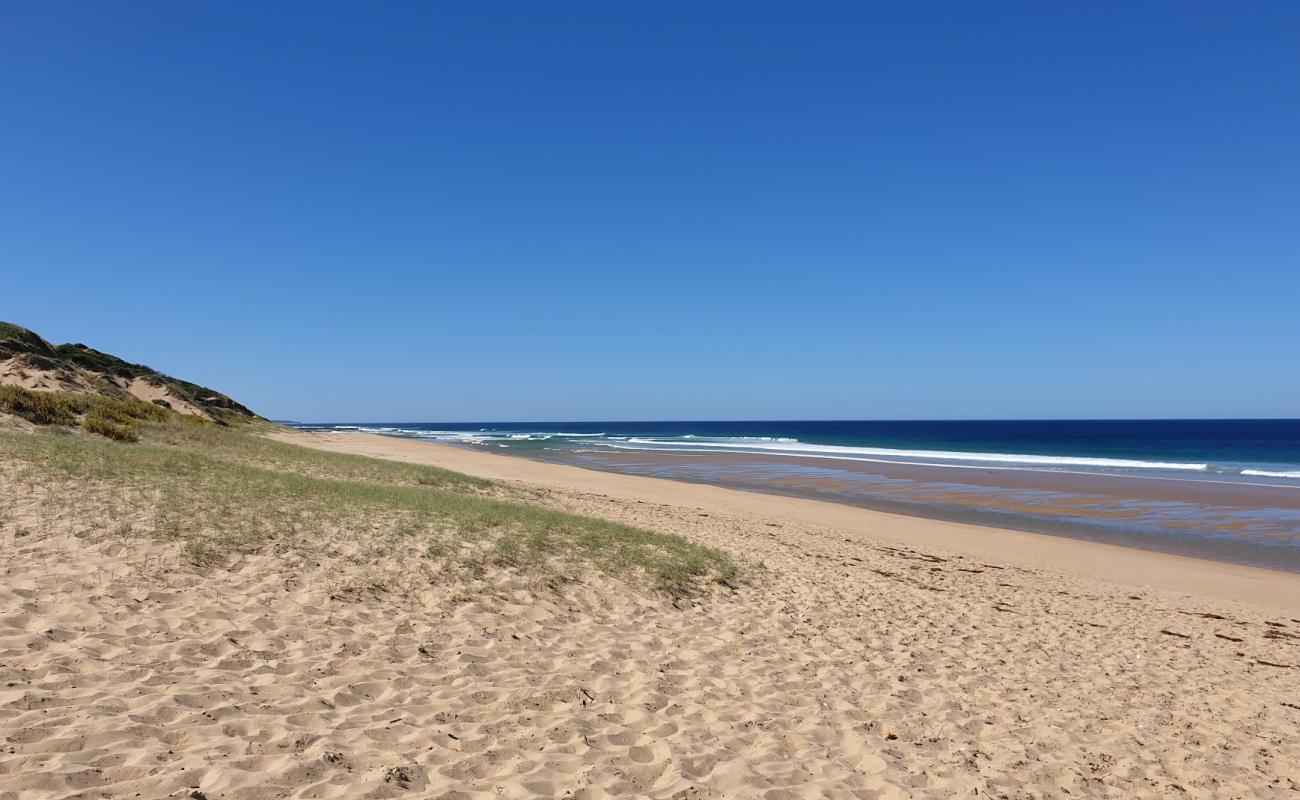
<box><xmin>289</xmin><ymin>420</ymin><xmax>1300</xmax><ymax>572</ymax></box>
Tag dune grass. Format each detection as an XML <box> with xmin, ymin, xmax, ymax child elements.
<box><xmin>0</xmin><ymin>415</ymin><xmax>739</xmax><ymax>596</ymax></box>
<box><xmin>0</xmin><ymin>384</ymin><xmax>170</xmax><ymax>438</ymax></box>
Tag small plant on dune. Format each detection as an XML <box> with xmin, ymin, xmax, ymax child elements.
<box><xmin>82</xmin><ymin>410</ymin><xmax>140</xmax><ymax>442</ymax></box>
<box><xmin>88</xmin><ymin>394</ymin><xmax>170</xmax><ymax>425</ymax></box>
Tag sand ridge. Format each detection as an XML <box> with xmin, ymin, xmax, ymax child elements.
<box><xmin>1</xmin><ymin>430</ymin><xmax>1298</xmax><ymax>798</ymax></box>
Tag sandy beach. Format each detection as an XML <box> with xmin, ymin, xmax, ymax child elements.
<box><xmin>3</xmin><ymin>429</ymin><xmax>1299</xmax><ymax>799</ymax></box>
<box><xmin>8</xmin><ymin>2</ymin><xmax>1299</xmax><ymax>797</ymax></box>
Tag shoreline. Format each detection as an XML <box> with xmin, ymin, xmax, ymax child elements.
<box><xmin>277</xmin><ymin>429</ymin><xmax>1300</xmax><ymax>614</ymax></box>
<box><xmin>537</xmin><ymin>450</ymin><xmax>1300</xmax><ymax>573</ymax></box>
<box><xmin>549</xmin><ymin>447</ymin><xmax>1300</xmax><ymax>505</ymax></box>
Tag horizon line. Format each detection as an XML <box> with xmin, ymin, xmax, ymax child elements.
<box><xmin>274</xmin><ymin>416</ymin><xmax>1300</xmax><ymax>425</ymax></box>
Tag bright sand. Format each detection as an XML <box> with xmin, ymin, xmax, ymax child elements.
<box><xmin>3</xmin><ymin>429</ymin><xmax>1299</xmax><ymax>799</ymax></box>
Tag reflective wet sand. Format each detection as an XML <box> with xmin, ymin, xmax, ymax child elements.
<box><xmin>537</xmin><ymin>451</ymin><xmax>1300</xmax><ymax>572</ymax></box>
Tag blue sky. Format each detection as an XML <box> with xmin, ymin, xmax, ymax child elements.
<box><xmin>3</xmin><ymin>2</ymin><xmax>1298</xmax><ymax>421</ymax></box>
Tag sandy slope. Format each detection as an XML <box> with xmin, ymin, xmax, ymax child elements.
<box><xmin>0</xmin><ymin>359</ymin><xmax>209</xmax><ymax>419</ymax></box>
<box><xmin>119</xmin><ymin>377</ymin><xmax>209</xmax><ymax>418</ymax></box>
<box><xmin>0</xmin><ymin>358</ymin><xmax>95</xmax><ymax>394</ymax></box>
<box><xmin>1</xmin><ymin>431</ymin><xmax>1298</xmax><ymax>799</ymax></box>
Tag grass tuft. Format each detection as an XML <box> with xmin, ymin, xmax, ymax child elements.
<box><xmin>82</xmin><ymin>410</ymin><xmax>140</xmax><ymax>442</ymax></box>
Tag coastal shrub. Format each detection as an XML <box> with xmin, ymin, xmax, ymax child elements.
<box><xmin>82</xmin><ymin>410</ymin><xmax>140</xmax><ymax>442</ymax></box>
<box><xmin>0</xmin><ymin>321</ymin><xmax>31</xmax><ymax>341</ymax></box>
<box><xmin>0</xmin><ymin>385</ymin><xmax>84</xmax><ymax>425</ymax></box>
<box><xmin>53</xmin><ymin>342</ymin><xmax>154</xmax><ymax>380</ymax></box>
<box><xmin>0</xmin><ymin>385</ymin><xmax>170</xmax><ymax>439</ymax></box>
<box><xmin>0</xmin><ymin>322</ymin><xmax>60</xmax><ymax>359</ymax></box>
<box><xmin>90</xmin><ymin>394</ymin><xmax>170</xmax><ymax>424</ymax></box>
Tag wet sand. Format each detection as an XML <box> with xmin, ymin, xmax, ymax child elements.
<box><xmin>554</xmin><ymin>450</ymin><xmax>1300</xmax><ymax>507</ymax></box>
<box><xmin>532</xmin><ymin>449</ymin><xmax>1300</xmax><ymax>572</ymax></box>
<box><xmin>286</xmin><ymin>431</ymin><xmax>1300</xmax><ymax>610</ymax></box>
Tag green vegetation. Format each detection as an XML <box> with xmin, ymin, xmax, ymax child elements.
<box><xmin>50</xmin><ymin>341</ymin><xmax>156</xmax><ymax>378</ymax></box>
<box><xmin>51</xmin><ymin>343</ymin><xmax>253</xmax><ymax>417</ymax></box>
<box><xmin>0</xmin><ymin>321</ymin><xmax>49</xmax><ymax>350</ymax></box>
<box><xmin>82</xmin><ymin>409</ymin><xmax>142</xmax><ymax>442</ymax></box>
<box><xmin>0</xmin><ymin>384</ymin><xmax>79</xmax><ymax>425</ymax></box>
<box><xmin>0</xmin><ymin>322</ymin><xmax>61</xmax><ymax>370</ymax></box>
<box><xmin>1</xmin><ymin>385</ymin><xmax>169</xmax><ymax>439</ymax></box>
<box><xmin>0</xmin><ymin>415</ymin><xmax>739</xmax><ymax>596</ymax></box>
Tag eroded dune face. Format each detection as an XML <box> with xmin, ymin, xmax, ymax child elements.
<box><xmin>0</xmin><ymin>356</ymin><xmax>97</xmax><ymax>393</ymax></box>
<box><xmin>120</xmin><ymin>375</ymin><xmax>210</xmax><ymax>418</ymax></box>
<box><xmin>3</xmin><ymin>433</ymin><xmax>1298</xmax><ymax>799</ymax></box>
<box><xmin>1</xmin><ymin>355</ymin><xmax>218</xmax><ymax>422</ymax></box>
<box><xmin>0</xmin><ymin>321</ymin><xmax>258</xmax><ymax>423</ymax></box>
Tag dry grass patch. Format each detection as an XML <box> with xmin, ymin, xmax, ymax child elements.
<box><xmin>0</xmin><ymin>420</ymin><xmax>739</xmax><ymax>596</ymax></box>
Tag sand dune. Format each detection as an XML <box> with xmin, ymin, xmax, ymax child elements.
<box><xmin>2</xmin><ymin>430</ymin><xmax>1298</xmax><ymax>799</ymax></box>
<box><xmin>118</xmin><ymin>377</ymin><xmax>210</xmax><ymax>419</ymax></box>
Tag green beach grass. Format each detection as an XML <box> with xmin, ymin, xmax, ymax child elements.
<box><xmin>0</xmin><ymin>405</ymin><xmax>738</xmax><ymax>596</ymax></box>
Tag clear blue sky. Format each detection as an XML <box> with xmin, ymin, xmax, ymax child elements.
<box><xmin>4</xmin><ymin>2</ymin><xmax>1297</xmax><ymax>421</ymax></box>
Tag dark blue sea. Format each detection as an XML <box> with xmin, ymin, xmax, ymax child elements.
<box><xmin>295</xmin><ymin>419</ymin><xmax>1300</xmax><ymax>481</ymax></box>
<box><xmin>290</xmin><ymin>419</ymin><xmax>1300</xmax><ymax>571</ymax></box>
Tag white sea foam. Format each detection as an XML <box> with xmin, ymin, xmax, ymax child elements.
<box><xmin>611</xmin><ymin>438</ymin><xmax>1209</xmax><ymax>472</ymax></box>
<box><xmin>308</xmin><ymin>424</ymin><xmax>1300</xmax><ymax>484</ymax></box>
<box><xmin>655</xmin><ymin>436</ymin><xmax>798</xmax><ymax>444</ymax></box>
<box><xmin>1241</xmin><ymin>469</ymin><xmax>1300</xmax><ymax>479</ymax></box>
<box><xmin>334</xmin><ymin>427</ymin><xmax>612</xmax><ymax>446</ymax></box>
